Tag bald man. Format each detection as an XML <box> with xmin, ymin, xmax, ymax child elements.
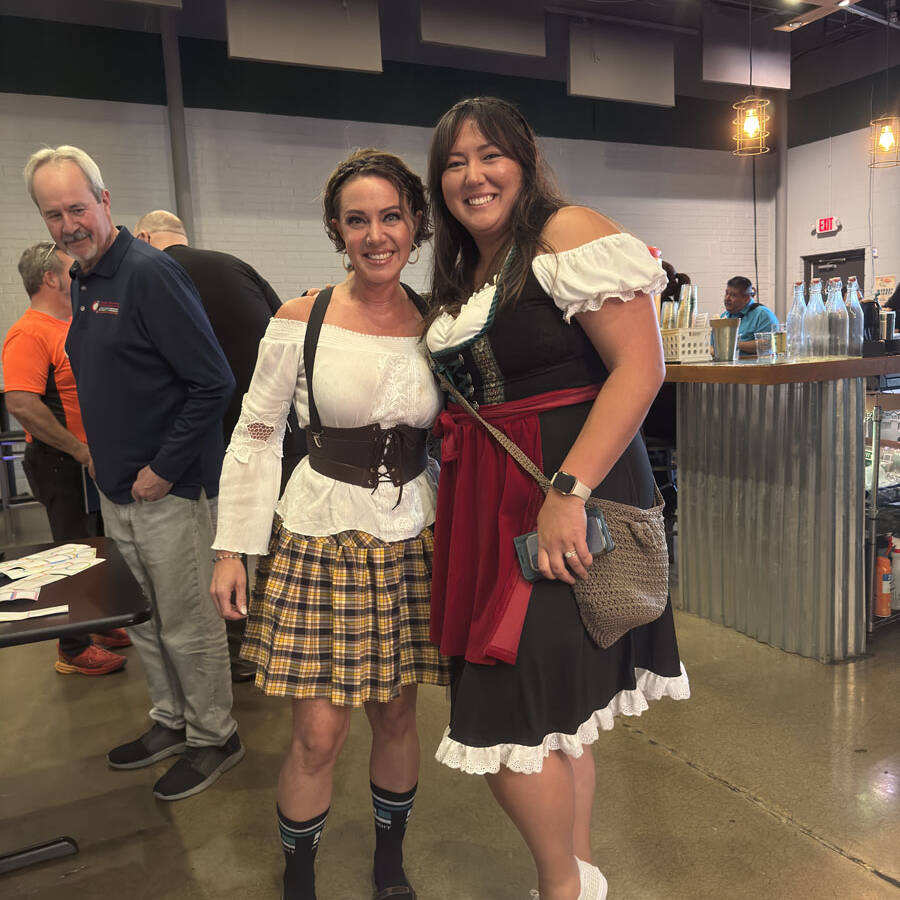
<box><xmin>135</xmin><ymin>211</ymin><xmax>306</xmax><ymax>682</ymax></box>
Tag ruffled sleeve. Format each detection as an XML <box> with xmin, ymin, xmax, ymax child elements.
<box><xmin>212</xmin><ymin>318</ymin><xmax>304</xmax><ymax>555</ymax></box>
<box><xmin>531</xmin><ymin>232</ymin><xmax>667</xmax><ymax>322</ymax></box>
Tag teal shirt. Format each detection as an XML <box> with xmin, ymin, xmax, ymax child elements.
<box><xmin>721</xmin><ymin>300</ymin><xmax>779</xmax><ymax>341</ymax></box>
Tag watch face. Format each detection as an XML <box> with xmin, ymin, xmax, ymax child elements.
<box><xmin>553</xmin><ymin>472</ymin><xmax>577</xmax><ymax>494</ymax></box>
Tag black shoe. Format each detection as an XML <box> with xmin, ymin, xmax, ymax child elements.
<box><xmin>230</xmin><ymin>658</ymin><xmax>256</xmax><ymax>683</ymax></box>
<box><xmin>107</xmin><ymin>722</ymin><xmax>187</xmax><ymax>769</ymax></box>
<box><xmin>152</xmin><ymin>732</ymin><xmax>245</xmax><ymax>801</ymax></box>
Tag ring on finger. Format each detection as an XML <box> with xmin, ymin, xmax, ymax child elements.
<box><xmin>564</xmin><ymin>549</ymin><xmax>578</xmax><ymax>559</ymax></box>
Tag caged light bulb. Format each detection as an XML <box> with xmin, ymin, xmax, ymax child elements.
<box><xmin>879</xmin><ymin>125</ymin><xmax>896</xmax><ymax>152</ymax></box>
<box><xmin>743</xmin><ymin>109</ymin><xmax>761</xmax><ymax>138</ymax></box>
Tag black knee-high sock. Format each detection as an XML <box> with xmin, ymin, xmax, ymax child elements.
<box><xmin>371</xmin><ymin>782</ymin><xmax>417</xmax><ymax>891</ymax></box>
<box><xmin>278</xmin><ymin>805</ymin><xmax>328</xmax><ymax>900</ymax></box>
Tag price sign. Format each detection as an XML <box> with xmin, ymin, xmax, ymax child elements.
<box><xmin>816</xmin><ymin>216</ymin><xmax>839</xmax><ymax>234</ymax></box>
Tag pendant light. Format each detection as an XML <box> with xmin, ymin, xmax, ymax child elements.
<box><xmin>733</xmin><ymin>0</ymin><xmax>770</xmax><ymax>156</ymax></box>
<box><xmin>869</xmin><ymin>2</ymin><xmax>899</xmax><ymax>168</ymax></box>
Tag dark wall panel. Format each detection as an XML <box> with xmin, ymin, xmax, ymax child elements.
<box><xmin>2</xmin><ymin>15</ymin><xmax>894</xmax><ymax>151</ymax></box>
<box><xmin>0</xmin><ymin>16</ymin><xmax>166</xmax><ymax>105</ymax></box>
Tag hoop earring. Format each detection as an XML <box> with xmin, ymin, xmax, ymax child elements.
<box><xmin>342</xmin><ymin>251</ymin><xmax>352</xmax><ymax>271</ymax></box>
<box><xmin>408</xmin><ymin>244</ymin><xmax>420</xmax><ymax>265</ymax></box>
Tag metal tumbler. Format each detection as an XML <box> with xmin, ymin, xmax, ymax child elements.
<box><xmin>710</xmin><ymin>319</ymin><xmax>740</xmax><ymax>362</ymax></box>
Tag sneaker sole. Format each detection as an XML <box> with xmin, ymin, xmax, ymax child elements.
<box><xmin>152</xmin><ymin>745</ymin><xmax>246</xmax><ymax>801</ymax></box>
<box><xmin>55</xmin><ymin>659</ymin><xmax>127</xmax><ymax>676</ymax></box>
<box><xmin>107</xmin><ymin>741</ymin><xmax>187</xmax><ymax>770</ymax></box>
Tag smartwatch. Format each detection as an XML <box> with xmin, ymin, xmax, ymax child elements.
<box><xmin>550</xmin><ymin>470</ymin><xmax>592</xmax><ymax>502</ymax></box>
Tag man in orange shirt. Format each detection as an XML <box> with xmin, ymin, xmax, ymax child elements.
<box><xmin>3</xmin><ymin>241</ymin><xmax>129</xmax><ymax>675</ymax></box>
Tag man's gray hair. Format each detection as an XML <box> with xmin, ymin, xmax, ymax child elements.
<box><xmin>135</xmin><ymin>210</ymin><xmax>187</xmax><ymax>237</ymax></box>
<box><xmin>18</xmin><ymin>241</ymin><xmax>66</xmax><ymax>296</ymax></box>
<box><xmin>23</xmin><ymin>145</ymin><xmax>105</xmax><ymax>205</ymax></box>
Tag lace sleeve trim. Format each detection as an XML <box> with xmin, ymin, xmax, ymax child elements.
<box><xmin>226</xmin><ymin>402</ymin><xmax>290</xmax><ymax>463</ymax></box>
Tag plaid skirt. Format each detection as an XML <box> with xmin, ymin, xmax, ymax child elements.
<box><xmin>241</xmin><ymin>519</ymin><xmax>450</xmax><ymax>706</ymax></box>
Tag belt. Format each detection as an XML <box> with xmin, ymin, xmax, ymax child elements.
<box><xmin>305</xmin><ymin>423</ymin><xmax>428</xmax><ymax>505</ymax></box>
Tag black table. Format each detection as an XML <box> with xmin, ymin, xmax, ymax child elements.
<box><xmin>0</xmin><ymin>537</ymin><xmax>150</xmax><ymax>874</ymax></box>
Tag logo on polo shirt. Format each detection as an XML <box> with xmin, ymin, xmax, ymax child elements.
<box><xmin>92</xmin><ymin>300</ymin><xmax>120</xmax><ymax>315</ymax></box>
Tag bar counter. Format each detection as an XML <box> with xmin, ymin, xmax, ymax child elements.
<box><xmin>666</xmin><ymin>355</ymin><xmax>900</xmax><ymax>662</ymax></box>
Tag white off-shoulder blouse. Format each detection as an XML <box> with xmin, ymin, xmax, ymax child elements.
<box><xmin>426</xmin><ymin>232</ymin><xmax>667</xmax><ymax>354</ymax></box>
<box><xmin>213</xmin><ymin>318</ymin><xmax>442</xmax><ymax>555</ymax></box>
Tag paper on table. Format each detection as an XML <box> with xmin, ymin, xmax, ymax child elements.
<box><xmin>0</xmin><ymin>604</ymin><xmax>68</xmax><ymax>622</ymax></box>
<box><xmin>0</xmin><ymin>587</ymin><xmax>41</xmax><ymax>603</ymax></box>
<box><xmin>0</xmin><ymin>544</ymin><xmax>97</xmax><ymax>580</ymax></box>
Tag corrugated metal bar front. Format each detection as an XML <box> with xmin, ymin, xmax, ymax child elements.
<box><xmin>676</xmin><ymin>377</ymin><xmax>865</xmax><ymax>662</ymax></box>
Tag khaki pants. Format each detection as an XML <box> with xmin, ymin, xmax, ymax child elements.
<box><xmin>99</xmin><ymin>491</ymin><xmax>235</xmax><ymax>747</ymax></box>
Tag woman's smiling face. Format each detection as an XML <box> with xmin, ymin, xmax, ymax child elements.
<box><xmin>440</xmin><ymin>119</ymin><xmax>523</xmax><ymax>248</ymax></box>
<box><xmin>333</xmin><ymin>175</ymin><xmax>420</xmax><ymax>283</ymax></box>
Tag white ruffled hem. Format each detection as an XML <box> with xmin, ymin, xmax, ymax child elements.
<box><xmin>434</xmin><ymin>662</ymin><xmax>690</xmax><ymax>775</ymax></box>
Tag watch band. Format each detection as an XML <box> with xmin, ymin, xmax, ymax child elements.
<box><xmin>551</xmin><ymin>471</ymin><xmax>592</xmax><ymax>502</ymax></box>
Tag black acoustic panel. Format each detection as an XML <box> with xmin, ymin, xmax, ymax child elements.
<box><xmin>0</xmin><ymin>16</ymin><xmax>166</xmax><ymax>105</ymax></box>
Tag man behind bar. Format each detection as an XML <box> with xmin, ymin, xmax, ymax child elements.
<box><xmin>720</xmin><ymin>275</ymin><xmax>779</xmax><ymax>356</ymax></box>
<box><xmin>24</xmin><ymin>145</ymin><xmax>242</xmax><ymax>801</ymax></box>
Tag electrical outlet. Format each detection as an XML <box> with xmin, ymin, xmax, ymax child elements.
<box><xmin>873</xmin><ymin>247</ymin><xmax>879</xmax><ymax>258</ymax></box>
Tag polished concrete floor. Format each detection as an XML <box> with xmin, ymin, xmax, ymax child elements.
<box><xmin>2</xmin><ymin>509</ymin><xmax>899</xmax><ymax>899</ymax></box>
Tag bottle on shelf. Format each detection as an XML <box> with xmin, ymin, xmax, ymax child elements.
<box><xmin>845</xmin><ymin>275</ymin><xmax>864</xmax><ymax>357</ymax></box>
<box><xmin>786</xmin><ymin>281</ymin><xmax>808</xmax><ymax>359</ymax></box>
<box><xmin>876</xmin><ymin>552</ymin><xmax>893</xmax><ymax>617</ymax></box>
<box><xmin>825</xmin><ymin>277</ymin><xmax>849</xmax><ymax>356</ymax></box>
<box><xmin>805</xmin><ymin>278</ymin><xmax>829</xmax><ymax>357</ymax></box>
<box><xmin>892</xmin><ymin>536</ymin><xmax>900</xmax><ymax>612</ymax></box>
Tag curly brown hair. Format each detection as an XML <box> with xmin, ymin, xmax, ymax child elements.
<box><xmin>427</xmin><ymin>97</ymin><xmax>567</xmax><ymax>316</ymax></box>
<box><xmin>322</xmin><ymin>148</ymin><xmax>432</xmax><ymax>252</ymax></box>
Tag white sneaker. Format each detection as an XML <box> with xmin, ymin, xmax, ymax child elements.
<box><xmin>576</xmin><ymin>857</ymin><xmax>608</xmax><ymax>900</ymax></box>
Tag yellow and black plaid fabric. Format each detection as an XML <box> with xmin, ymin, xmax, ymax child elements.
<box><xmin>241</xmin><ymin>520</ymin><xmax>450</xmax><ymax>706</ymax></box>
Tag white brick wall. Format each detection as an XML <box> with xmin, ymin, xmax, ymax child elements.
<box><xmin>1</xmin><ymin>90</ymin><xmax>783</xmax><ymax>382</ymax></box>
<box><xmin>787</xmin><ymin>127</ymin><xmax>900</xmax><ymax>299</ymax></box>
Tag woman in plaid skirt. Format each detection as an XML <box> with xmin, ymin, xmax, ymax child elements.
<box><xmin>210</xmin><ymin>149</ymin><xmax>450</xmax><ymax>900</ymax></box>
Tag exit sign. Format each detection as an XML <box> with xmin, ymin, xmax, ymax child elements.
<box><xmin>816</xmin><ymin>216</ymin><xmax>840</xmax><ymax>234</ymax></box>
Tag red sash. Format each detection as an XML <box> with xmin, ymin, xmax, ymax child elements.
<box><xmin>430</xmin><ymin>385</ymin><xmax>601</xmax><ymax>664</ymax></box>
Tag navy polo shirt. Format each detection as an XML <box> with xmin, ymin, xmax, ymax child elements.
<box><xmin>66</xmin><ymin>227</ymin><xmax>235</xmax><ymax>504</ymax></box>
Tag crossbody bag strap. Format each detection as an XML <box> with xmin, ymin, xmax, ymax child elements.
<box><xmin>434</xmin><ymin>368</ymin><xmax>569</xmax><ymax>499</ymax></box>
<box><xmin>303</xmin><ymin>286</ymin><xmax>334</xmax><ymax>443</ymax></box>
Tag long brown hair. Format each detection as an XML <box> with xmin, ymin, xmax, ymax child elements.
<box><xmin>427</xmin><ymin>97</ymin><xmax>567</xmax><ymax>316</ymax></box>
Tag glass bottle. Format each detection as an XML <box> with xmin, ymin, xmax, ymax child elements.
<box><xmin>786</xmin><ymin>281</ymin><xmax>807</xmax><ymax>358</ymax></box>
<box><xmin>825</xmin><ymin>277</ymin><xmax>849</xmax><ymax>356</ymax></box>
<box><xmin>805</xmin><ymin>277</ymin><xmax>829</xmax><ymax>357</ymax></box>
<box><xmin>845</xmin><ymin>275</ymin><xmax>864</xmax><ymax>357</ymax></box>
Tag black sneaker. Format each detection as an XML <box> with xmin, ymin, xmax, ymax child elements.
<box><xmin>108</xmin><ymin>722</ymin><xmax>187</xmax><ymax>769</ymax></box>
<box><xmin>152</xmin><ymin>732</ymin><xmax>245</xmax><ymax>801</ymax></box>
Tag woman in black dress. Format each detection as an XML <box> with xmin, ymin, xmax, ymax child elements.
<box><xmin>425</xmin><ymin>97</ymin><xmax>690</xmax><ymax>900</ymax></box>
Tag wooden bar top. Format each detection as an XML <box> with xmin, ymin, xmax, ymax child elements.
<box><xmin>665</xmin><ymin>355</ymin><xmax>900</xmax><ymax>385</ymax></box>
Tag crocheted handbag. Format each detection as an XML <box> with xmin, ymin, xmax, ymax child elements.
<box><xmin>434</xmin><ymin>370</ymin><xmax>669</xmax><ymax>649</ymax></box>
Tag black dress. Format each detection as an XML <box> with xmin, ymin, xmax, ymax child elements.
<box><xmin>429</xmin><ymin>263</ymin><xmax>690</xmax><ymax>775</ymax></box>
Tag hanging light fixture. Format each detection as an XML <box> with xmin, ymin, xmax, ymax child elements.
<box><xmin>869</xmin><ymin>2</ymin><xmax>899</xmax><ymax>167</ymax></box>
<box><xmin>733</xmin><ymin>0</ymin><xmax>770</xmax><ymax>156</ymax></box>
<box><xmin>870</xmin><ymin>115</ymin><xmax>900</xmax><ymax>167</ymax></box>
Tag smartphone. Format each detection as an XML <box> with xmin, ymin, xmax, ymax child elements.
<box><xmin>513</xmin><ymin>508</ymin><xmax>614</xmax><ymax>583</ymax></box>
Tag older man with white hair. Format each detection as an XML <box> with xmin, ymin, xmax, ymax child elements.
<box><xmin>24</xmin><ymin>145</ymin><xmax>242</xmax><ymax>801</ymax></box>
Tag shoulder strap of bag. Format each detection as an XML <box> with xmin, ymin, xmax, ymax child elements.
<box><xmin>742</xmin><ymin>302</ymin><xmax>760</xmax><ymax>315</ymax></box>
<box><xmin>303</xmin><ymin>286</ymin><xmax>334</xmax><ymax>439</ymax></box>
